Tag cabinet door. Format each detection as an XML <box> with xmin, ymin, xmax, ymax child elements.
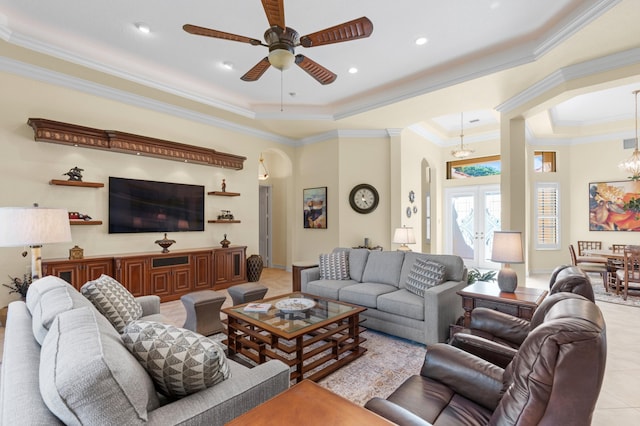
<box><xmin>84</xmin><ymin>260</ymin><xmax>113</xmax><ymax>283</ymax></box>
<box><xmin>213</xmin><ymin>251</ymin><xmax>231</xmax><ymax>285</ymax></box>
<box><xmin>230</xmin><ymin>249</ymin><xmax>246</xmax><ymax>282</ymax></box>
<box><xmin>117</xmin><ymin>257</ymin><xmax>148</xmax><ymax>297</ymax></box>
<box><xmin>45</xmin><ymin>263</ymin><xmax>82</xmax><ymax>289</ymax></box>
<box><xmin>173</xmin><ymin>266</ymin><xmax>193</xmax><ymax>294</ymax></box>
<box><xmin>193</xmin><ymin>253</ymin><xmax>211</xmax><ymax>289</ymax></box>
<box><xmin>149</xmin><ymin>270</ymin><xmax>172</xmax><ymax>298</ymax></box>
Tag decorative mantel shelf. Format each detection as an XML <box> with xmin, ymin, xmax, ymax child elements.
<box><xmin>27</xmin><ymin>118</ymin><xmax>246</xmax><ymax>170</ymax></box>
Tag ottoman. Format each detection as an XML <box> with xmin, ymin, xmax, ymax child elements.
<box><xmin>228</xmin><ymin>282</ymin><xmax>268</xmax><ymax>306</ymax></box>
<box><xmin>181</xmin><ymin>290</ymin><xmax>226</xmax><ymax>336</ymax></box>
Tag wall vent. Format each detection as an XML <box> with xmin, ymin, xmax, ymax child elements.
<box><xmin>623</xmin><ymin>138</ymin><xmax>637</xmax><ymax>149</ymax></box>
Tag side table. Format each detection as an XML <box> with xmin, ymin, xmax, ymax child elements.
<box><xmin>292</xmin><ymin>260</ymin><xmax>318</xmax><ymax>292</ymax></box>
<box><xmin>457</xmin><ymin>281</ymin><xmax>548</xmax><ymax>327</ymax></box>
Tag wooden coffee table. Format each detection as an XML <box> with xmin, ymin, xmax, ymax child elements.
<box><xmin>223</xmin><ymin>292</ymin><xmax>367</xmax><ymax>383</ymax></box>
<box><xmin>226</xmin><ymin>380</ymin><xmax>394</xmax><ymax>426</ymax></box>
<box><xmin>457</xmin><ymin>281</ymin><xmax>548</xmax><ymax>327</ymax></box>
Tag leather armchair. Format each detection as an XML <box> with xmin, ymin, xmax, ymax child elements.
<box><xmin>449</xmin><ymin>267</ymin><xmax>595</xmax><ymax>367</ymax></box>
<box><xmin>365</xmin><ymin>295</ymin><xmax>606</xmax><ymax>425</ymax></box>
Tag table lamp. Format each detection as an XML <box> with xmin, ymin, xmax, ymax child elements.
<box><xmin>0</xmin><ymin>207</ymin><xmax>72</xmax><ymax>280</ymax></box>
<box><xmin>491</xmin><ymin>231</ymin><xmax>524</xmax><ymax>292</ymax></box>
<box><xmin>393</xmin><ymin>227</ymin><xmax>416</xmax><ymax>252</ymax></box>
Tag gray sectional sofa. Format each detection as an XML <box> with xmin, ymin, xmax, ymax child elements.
<box><xmin>0</xmin><ymin>275</ymin><xmax>289</xmax><ymax>425</ymax></box>
<box><xmin>300</xmin><ymin>249</ymin><xmax>467</xmax><ymax>345</ymax></box>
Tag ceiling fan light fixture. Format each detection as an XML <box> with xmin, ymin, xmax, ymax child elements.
<box><xmin>618</xmin><ymin>89</ymin><xmax>640</xmax><ymax>180</ymax></box>
<box><xmin>268</xmin><ymin>48</ymin><xmax>295</xmax><ymax>70</ymax></box>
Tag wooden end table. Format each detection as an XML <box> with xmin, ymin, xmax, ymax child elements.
<box><xmin>291</xmin><ymin>261</ymin><xmax>318</xmax><ymax>292</ymax></box>
<box><xmin>225</xmin><ymin>380</ymin><xmax>394</xmax><ymax>425</ymax></box>
<box><xmin>457</xmin><ymin>281</ymin><xmax>548</xmax><ymax>327</ymax></box>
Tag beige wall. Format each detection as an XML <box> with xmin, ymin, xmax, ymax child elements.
<box><xmin>0</xmin><ymin>71</ymin><xmax>291</xmax><ymax>307</ymax></box>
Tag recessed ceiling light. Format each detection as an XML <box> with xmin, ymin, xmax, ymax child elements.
<box><xmin>221</xmin><ymin>61</ymin><xmax>234</xmax><ymax>70</ymax></box>
<box><xmin>490</xmin><ymin>1</ymin><xmax>501</xmax><ymax>10</ymax></box>
<box><xmin>135</xmin><ymin>22</ymin><xmax>150</xmax><ymax>34</ymax></box>
<box><xmin>415</xmin><ymin>37</ymin><xmax>428</xmax><ymax>46</ymax></box>
<box><xmin>348</xmin><ymin>67</ymin><xmax>358</xmax><ymax>74</ymax></box>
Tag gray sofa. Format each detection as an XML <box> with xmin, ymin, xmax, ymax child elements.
<box><xmin>301</xmin><ymin>249</ymin><xmax>467</xmax><ymax>345</ymax></box>
<box><xmin>0</xmin><ymin>275</ymin><xmax>289</xmax><ymax>425</ymax></box>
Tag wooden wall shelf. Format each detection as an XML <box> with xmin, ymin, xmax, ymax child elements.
<box><xmin>70</xmin><ymin>220</ymin><xmax>103</xmax><ymax>225</ymax></box>
<box><xmin>50</xmin><ymin>179</ymin><xmax>104</xmax><ymax>188</ymax></box>
<box><xmin>208</xmin><ymin>191</ymin><xmax>240</xmax><ymax>196</ymax></box>
<box><xmin>28</xmin><ymin>118</ymin><xmax>246</xmax><ymax>170</ymax></box>
<box><xmin>208</xmin><ymin>220</ymin><xmax>241</xmax><ymax>223</ymax></box>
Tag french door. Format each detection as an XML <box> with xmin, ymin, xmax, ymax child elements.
<box><xmin>444</xmin><ymin>185</ymin><xmax>501</xmax><ymax>269</ymax></box>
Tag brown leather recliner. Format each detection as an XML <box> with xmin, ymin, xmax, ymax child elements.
<box><xmin>365</xmin><ymin>294</ymin><xmax>606</xmax><ymax>425</ymax></box>
<box><xmin>448</xmin><ymin>267</ymin><xmax>595</xmax><ymax>367</ymax></box>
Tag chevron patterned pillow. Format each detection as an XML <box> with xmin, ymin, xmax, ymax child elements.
<box><xmin>122</xmin><ymin>321</ymin><xmax>231</xmax><ymax>397</ymax></box>
<box><xmin>319</xmin><ymin>251</ymin><xmax>350</xmax><ymax>280</ymax></box>
<box><xmin>405</xmin><ymin>258</ymin><xmax>446</xmax><ymax>297</ymax></box>
<box><xmin>81</xmin><ymin>274</ymin><xmax>143</xmax><ymax>333</ymax></box>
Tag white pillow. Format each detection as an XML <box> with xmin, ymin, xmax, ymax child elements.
<box><xmin>405</xmin><ymin>259</ymin><xmax>446</xmax><ymax>297</ymax></box>
<box><xmin>122</xmin><ymin>321</ymin><xmax>231</xmax><ymax>397</ymax></box>
<box><xmin>319</xmin><ymin>251</ymin><xmax>350</xmax><ymax>280</ymax></box>
<box><xmin>81</xmin><ymin>274</ymin><xmax>143</xmax><ymax>333</ymax></box>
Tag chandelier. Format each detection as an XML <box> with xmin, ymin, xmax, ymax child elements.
<box><xmin>451</xmin><ymin>112</ymin><xmax>474</xmax><ymax>159</ymax></box>
<box><xmin>618</xmin><ymin>90</ymin><xmax>640</xmax><ymax>180</ymax></box>
<box><xmin>258</xmin><ymin>153</ymin><xmax>269</xmax><ymax>180</ymax></box>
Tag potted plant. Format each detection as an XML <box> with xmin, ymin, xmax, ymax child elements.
<box><xmin>3</xmin><ymin>273</ymin><xmax>33</xmax><ymax>299</ymax></box>
<box><xmin>467</xmin><ymin>268</ymin><xmax>497</xmax><ymax>284</ymax></box>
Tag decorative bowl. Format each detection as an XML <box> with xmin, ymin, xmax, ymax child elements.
<box><xmin>275</xmin><ymin>298</ymin><xmax>315</xmax><ymax>313</ymax></box>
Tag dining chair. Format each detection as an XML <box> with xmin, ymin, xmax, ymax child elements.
<box><xmin>577</xmin><ymin>240</ymin><xmax>602</xmax><ymax>256</ymax></box>
<box><xmin>569</xmin><ymin>244</ymin><xmax>608</xmax><ymax>290</ymax></box>
<box><xmin>615</xmin><ymin>246</ymin><xmax>640</xmax><ymax>300</ymax></box>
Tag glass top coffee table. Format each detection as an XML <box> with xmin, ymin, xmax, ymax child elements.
<box><xmin>223</xmin><ymin>292</ymin><xmax>367</xmax><ymax>383</ymax></box>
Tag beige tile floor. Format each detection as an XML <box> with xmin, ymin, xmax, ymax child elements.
<box><xmin>1</xmin><ymin>268</ymin><xmax>638</xmax><ymax>424</ymax></box>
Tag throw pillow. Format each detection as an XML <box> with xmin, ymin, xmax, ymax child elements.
<box><xmin>122</xmin><ymin>321</ymin><xmax>231</xmax><ymax>397</ymax></box>
<box><xmin>81</xmin><ymin>274</ymin><xmax>143</xmax><ymax>333</ymax></box>
<box><xmin>405</xmin><ymin>258</ymin><xmax>446</xmax><ymax>297</ymax></box>
<box><xmin>319</xmin><ymin>251</ymin><xmax>350</xmax><ymax>280</ymax></box>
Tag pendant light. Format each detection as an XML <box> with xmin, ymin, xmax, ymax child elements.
<box><xmin>451</xmin><ymin>112</ymin><xmax>474</xmax><ymax>159</ymax></box>
<box><xmin>618</xmin><ymin>90</ymin><xmax>640</xmax><ymax>180</ymax></box>
<box><xmin>258</xmin><ymin>153</ymin><xmax>269</xmax><ymax>180</ymax></box>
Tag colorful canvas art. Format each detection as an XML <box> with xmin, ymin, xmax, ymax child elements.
<box><xmin>589</xmin><ymin>180</ymin><xmax>640</xmax><ymax>231</ymax></box>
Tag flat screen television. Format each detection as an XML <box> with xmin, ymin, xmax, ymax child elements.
<box><xmin>109</xmin><ymin>177</ymin><xmax>204</xmax><ymax>234</ymax></box>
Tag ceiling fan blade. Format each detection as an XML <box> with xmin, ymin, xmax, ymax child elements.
<box><xmin>183</xmin><ymin>24</ymin><xmax>262</xmax><ymax>46</ymax></box>
<box><xmin>300</xmin><ymin>17</ymin><xmax>373</xmax><ymax>48</ymax></box>
<box><xmin>241</xmin><ymin>57</ymin><xmax>272</xmax><ymax>82</ymax></box>
<box><xmin>295</xmin><ymin>55</ymin><xmax>337</xmax><ymax>85</ymax></box>
<box><xmin>261</xmin><ymin>0</ymin><xmax>285</xmax><ymax>29</ymax></box>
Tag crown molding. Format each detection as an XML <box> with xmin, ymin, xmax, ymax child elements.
<box><xmin>496</xmin><ymin>47</ymin><xmax>640</xmax><ymax>114</ymax></box>
<box><xmin>0</xmin><ymin>57</ymin><xmax>297</xmax><ymax>146</ymax></box>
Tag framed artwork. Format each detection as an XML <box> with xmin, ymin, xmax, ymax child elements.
<box><xmin>589</xmin><ymin>180</ymin><xmax>640</xmax><ymax>231</ymax></box>
<box><xmin>303</xmin><ymin>187</ymin><xmax>327</xmax><ymax>229</ymax></box>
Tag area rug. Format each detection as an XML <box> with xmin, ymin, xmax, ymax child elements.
<box><xmin>589</xmin><ymin>274</ymin><xmax>640</xmax><ymax>307</ymax></box>
<box><xmin>213</xmin><ymin>329</ymin><xmax>426</xmax><ymax>406</ymax></box>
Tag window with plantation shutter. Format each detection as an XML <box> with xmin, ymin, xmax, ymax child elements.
<box><xmin>535</xmin><ymin>182</ymin><xmax>559</xmax><ymax>249</ymax></box>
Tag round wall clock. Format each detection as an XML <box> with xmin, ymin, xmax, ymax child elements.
<box><xmin>349</xmin><ymin>184</ymin><xmax>379</xmax><ymax>214</ymax></box>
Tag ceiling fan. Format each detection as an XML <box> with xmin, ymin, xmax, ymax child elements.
<box><xmin>183</xmin><ymin>0</ymin><xmax>373</xmax><ymax>85</ymax></box>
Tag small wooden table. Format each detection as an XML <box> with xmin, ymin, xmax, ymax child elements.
<box><xmin>291</xmin><ymin>261</ymin><xmax>318</xmax><ymax>292</ymax></box>
<box><xmin>457</xmin><ymin>282</ymin><xmax>548</xmax><ymax>327</ymax></box>
<box><xmin>225</xmin><ymin>380</ymin><xmax>394</xmax><ymax>426</ymax></box>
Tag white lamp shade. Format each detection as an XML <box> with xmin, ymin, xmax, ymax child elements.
<box><xmin>393</xmin><ymin>227</ymin><xmax>416</xmax><ymax>245</ymax></box>
<box><xmin>491</xmin><ymin>231</ymin><xmax>524</xmax><ymax>264</ymax></box>
<box><xmin>0</xmin><ymin>207</ymin><xmax>72</xmax><ymax>247</ymax></box>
